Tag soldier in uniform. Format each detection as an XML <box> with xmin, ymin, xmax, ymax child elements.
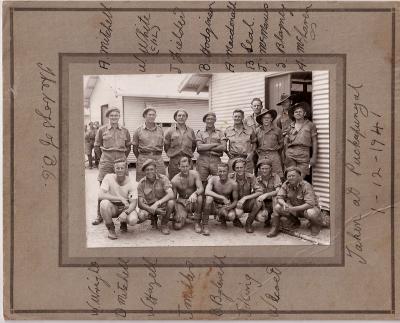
<box><xmin>285</xmin><ymin>102</ymin><xmax>318</xmax><ymax>178</ymax></box>
<box><xmin>255</xmin><ymin>109</ymin><xmax>284</xmax><ymax>178</ymax></box>
<box><xmin>225</xmin><ymin>109</ymin><xmax>256</xmax><ymax>173</ymax></box>
<box><xmin>195</xmin><ymin>112</ymin><xmax>227</xmax><ymax>188</ymax></box>
<box><xmin>276</xmin><ymin>93</ymin><xmax>293</xmax><ymax>138</ymax></box>
<box><xmin>244</xmin><ymin>159</ymin><xmax>282</xmax><ymax>235</ymax></box>
<box><xmin>229</xmin><ymin>158</ymin><xmax>263</xmax><ymax>228</ymax></box>
<box><xmin>132</xmin><ymin>108</ymin><xmax>166</xmax><ymax>182</ymax></box>
<box><xmin>203</xmin><ymin>163</ymin><xmax>238</xmax><ymax>236</ymax></box>
<box><xmin>164</xmin><ymin>109</ymin><xmax>196</xmax><ymax>180</ymax></box>
<box><xmin>274</xmin><ymin>166</ymin><xmax>323</xmax><ymax>236</ymax></box>
<box><xmin>93</xmin><ymin>121</ymin><xmax>101</xmax><ymax>168</ymax></box>
<box><xmin>92</xmin><ymin>107</ymin><xmax>131</xmax><ymax>225</ymax></box>
<box><xmin>244</xmin><ymin>97</ymin><xmax>264</xmax><ymax>130</ymax></box>
<box><xmin>171</xmin><ymin>156</ymin><xmax>204</xmax><ymax>232</ymax></box>
<box><xmin>84</xmin><ymin>122</ymin><xmax>97</xmax><ymax>169</ymax></box>
<box><xmin>137</xmin><ymin>159</ymin><xmax>175</xmax><ymax>235</ymax></box>
<box><xmin>98</xmin><ymin>158</ymin><xmax>139</xmax><ymax>240</ymax></box>
<box><xmin>244</xmin><ymin>98</ymin><xmax>265</xmax><ymax>173</ymax></box>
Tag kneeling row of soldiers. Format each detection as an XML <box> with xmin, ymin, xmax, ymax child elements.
<box><xmin>99</xmin><ymin>156</ymin><xmax>323</xmax><ymax>240</ymax></box>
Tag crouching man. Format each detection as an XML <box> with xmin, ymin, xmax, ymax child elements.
<box><xmin>203</xmin><ymin>163</ymin><xmax>238</xmax><ymax>236</ymax></box>
<box><xmin>274</xmin><ymin>166</ymin><xmax>323</xmax><ymax>237</ymax></box>
<box><xmin>245</xmin><ymin>159</ymin><xmax>282</xmax><ymax>234</ymax></box>
<box><xmin>137</xmin><ymin>159</ymin><xmax>175</xmax><ymax>235</ymax></box>
<box><xmin>99</xmin><ymin>158</ymin><xmax>138</xmax><ymax>240</ymax></box>
<box><xmin>171</xmin><ymin>156</ymin><xmax>204</xmax><ymax>232</ymax></box>
<box><xmin>230</xmin><ymin>158</ymin><xmax>263</xmax><ymax>228</ymax></box>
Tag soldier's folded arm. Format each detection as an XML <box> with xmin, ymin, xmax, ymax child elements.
<box><xmin>196</xmin><ymin>142</ymin><xmax>219</xmax><ymax>151</ymax></box>
<box><xmin>210</xmin><ymin>139</ymin><xmax>227</xmax><ymax>152</ymax></box>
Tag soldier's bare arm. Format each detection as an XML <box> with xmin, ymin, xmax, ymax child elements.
<box><xmin>225</xmin><ymin>182</ymin><xmax>239</xmax><ymax>211</ymax></box>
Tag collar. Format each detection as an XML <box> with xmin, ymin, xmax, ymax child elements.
<box><xmin>174</xmin><ymin>123</ymin><xmax>188</xmax><ymax>131</ymax></box>
<box><xmin>107</xmin><ymin>123</ymin><xmax>121</xmax><ymax>130</ymax></box>
<box><xmin>144</xmin><ymin>123</ymin><xmax>158</xmax><ymax>131</ymax></box>
<box><xmin>287</xmin><ymin>180</ymin><xmax>302</xmax><ymax>189</ymax></box>
<box><xmin>205</xmin><ymin>126</ymin><xmax>216</xmax><ymax>132</ymax></box>
<box><xmin>145</xmin><ymin>173</ymin><xmax>161</xmax><ymax>184</ymax></box>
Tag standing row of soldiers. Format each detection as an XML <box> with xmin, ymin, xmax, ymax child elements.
<box><xmin>90</xmin><ymin>94</ymin><xmax>324</xmax><ymax>239</ymax></box>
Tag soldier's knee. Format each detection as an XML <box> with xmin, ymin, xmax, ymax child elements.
<box><xmin>256</xmin><ymin>210</ymin><xmax>269</xmax><ymax>222</ymax></box>
<box><xmin>226</xmin><ymin>210</ymin><xmax>236</xmax><ymax>221</ymax></box>
<box><xmin>167</xmin><ymin>199</ymin><xmax>175</xmax><ymax>209</ymax></box>
<box><xmin>127</xmin><ymin>211</ymin><xmax>139</xmax><ymax>226</ymax></box>
<box><xmin>100</xmin><ymin>200</ymin><xmax>112</xmax><ymax>212</ymax></box>
<box><xmin>235</xmin><ymin>208</ymin><xmax>244</xmax><ymax>218</ymax></box>
<box><xmin>138</xmin><ymin>209</ymin><xmax>149</xmax><ymax>222</ymax></box>
<box><xmin>205</xmin><ymin>196</ymin><xmax>214</xmax><ymax>205</ymax></box>
<box><xmin>174</xmin><ymin>221</ymin><xmax>184</xmax><ymax>230</ymax></box>
<box><xmin>305</xmin><ymin>208</ymin><xmax>321</xmax><ymax>220</ymax></box>
<box><xmin>275</xmin><ymin>203</ymin><xmax>284</xmax><ymax>214</ymax></box>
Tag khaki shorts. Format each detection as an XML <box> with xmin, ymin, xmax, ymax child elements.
<box><xmin>196</xmin><ymin>155</ymin><xmax>221</xmax><ymax>182</ymax></box>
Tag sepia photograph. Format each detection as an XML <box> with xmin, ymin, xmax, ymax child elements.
<box><xmin>84</xmin><ymin>72</ymin><xmax>331</xmax><ymax>248</ymax></box>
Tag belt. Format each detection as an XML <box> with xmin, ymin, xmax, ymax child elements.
<box><xmin>230</xmin><ymin>154</ymin><xmax>247</xmax><ymax>159</ymax></box>
<box><xmin>198</xmin><ymin>152</ymin><xmax>222</xmax><ymax>157</ymax></box>
<box><xmin>140</xmin><ymin>151</ymin><xmax>162</xmax><ymax>156</ymax></box>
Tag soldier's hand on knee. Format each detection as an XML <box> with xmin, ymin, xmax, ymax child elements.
<box><xmin>118</xmin><ymin>211</ymin><xmax>128</xmax><ymax>222</ymax></box>
<box><xmin>237</xmin><ymin>198</ymin><xmax>246</xmax><ymax>209</ymax></box>
<box><xmin>188</xmin><ymin>192</ymin><xmax>197</xmax><ymax>204</ymax></box>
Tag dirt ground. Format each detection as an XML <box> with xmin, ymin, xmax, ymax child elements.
<box><xmin>85</xmin><ymin>167</ymin><xmax>330</xmax><ymax>248</ymax></box>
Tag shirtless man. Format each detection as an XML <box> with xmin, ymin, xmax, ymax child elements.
<box><xmin>203</xmin><ymin>163</ymin><xmax>239</xmax><ymax>236</ymax></box>
<box><xmin>171</xmin><ymin>156</ymin><xmax>204</xmax><ymax>232</ymax></box>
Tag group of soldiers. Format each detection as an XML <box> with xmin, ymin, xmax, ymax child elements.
<box><xmin>88</xmin><ymin>93</ymin><xmax>324</xmax><ymax>240</ymax></box>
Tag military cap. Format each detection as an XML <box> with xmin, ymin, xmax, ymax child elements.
<box><xmin>143</xmin><ymin>107</ymin><xmax>157</xmax><ymax>118</ymax></box>
<box><xmin>141</xmin><ymin>159</ymin><xmax>157</xmax><ymax>172</ymax></box>
<box><xmin>277</xmin><ymin>93</ymin><xmax>293</xmax><ymax>106</ymax></box>
<box><xmin>105</xmin><ymin>106</ymin><xmax>120</xmax><ymax>117</ymax></box>
<box><xmin>284</xmin><ymin>166</ymin><xmax>303</xmax><ymax>177</ymax></box>
<box><xmin>256</xmin><ymin>109</ymin><xmax>278</xmax><ymax>125</ymax></box>
<box><xmin>203</xmin><ymin>112</ymin><xmax>217</xmax><ymax>122</ymax></box>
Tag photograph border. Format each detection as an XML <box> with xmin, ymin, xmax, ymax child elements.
<box><xmin>5</xmin><ymin>4</ymin><xmax>396</xmax><ymax>316</ymax></box>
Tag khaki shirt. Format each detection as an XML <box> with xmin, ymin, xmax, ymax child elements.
<box><xmin>229</xmin><ymin>172</ymin><xmax>262</xmax><ymax>198</ymax></box>
<box><xmin>132</xmin><ymin>124</ymin><xmax>164</xmax><ymax>154</ymax></box>
<box><xmin>164</xmin><ymin>124</ymin><xmax>196</xmax><ymax>158</ymax></box>
<box><xmin>256</xmin><ymin>173</ymin><xmax>282</xmax><ymax>195</ymax></box>
<box><xmin>225</xmin><ymin>125</ymin><xmax>256</xmax><ymax>156</ymax></box>
<box><xmin>196</xmin><ymin>128</ymin><xmax>226</xmax><ymax>157</ymax></box>
<box><xmin>277</xmin><ymin>180</ymin><xmax>318</xmax><ymax>207</ymax></box>
<box><xmin>256</xmin><ymin>125</ymin><xmax>283</xmax><ymax>153</ymax></box>
<box><xmin>94</xmin><ymin>124</ymin><xmax>131</xmax><ymax>152</ymax></box>
<box><xmin>286</xmin><ymin>120</ymin><xmax>318</xmax><ymax>148</ymax></box>
<box><xmin>137</xmin><ymin>173</ymin><xmax>172</xmax><ymax>205</ymax></box>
